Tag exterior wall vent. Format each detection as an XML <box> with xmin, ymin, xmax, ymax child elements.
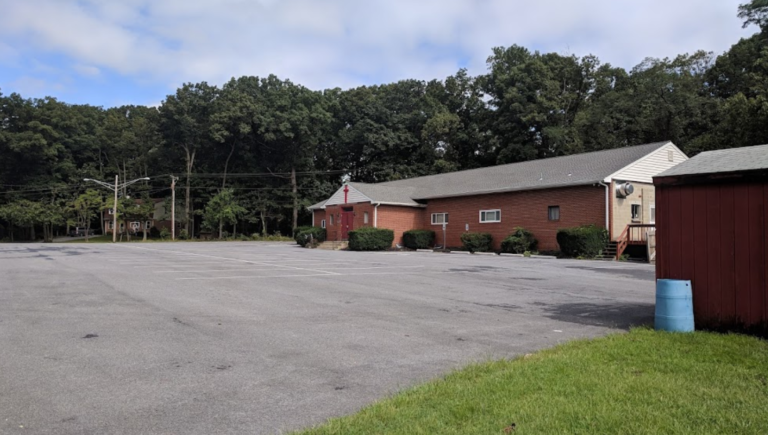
<box><xmin>616</xmin><ymin>182</ymin><xmax>634</xmax><ymax>198</ymax></box>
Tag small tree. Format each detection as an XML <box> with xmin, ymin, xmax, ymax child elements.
<box><xmin>72</xmin><ymin>190</ymin><xmax>103</xmax><ymax>242</ymax></box>
<box><xmin>203</xmin><ymin>189</ymin><xmax>246</xmax><ymax>239</ymax></box>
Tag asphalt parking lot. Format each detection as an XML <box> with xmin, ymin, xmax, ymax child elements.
<box><xmin>0</xmin><ymin>242</ymin><xmax>655</xmax><ymax>434</ymax></box>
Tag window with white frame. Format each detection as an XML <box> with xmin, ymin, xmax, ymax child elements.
<box><xmin>108</xmin><ymin>222</ymin><xmax>114</xmax><ymax>229</ymax></box>
<box><xmin>631</xmin><ymin>204</ymin><xmax>641</xmax><ymax>222</ymax></box>
<box><xmin>321</xmin><ymin>219</ymin><xmax>326</xmax><ymax>229</ymax></box>
<box><xmin>108</xmin><ymin>209</ymin><xmax>114</xmax><ymax>215</ymax></box>
<box><xmin>649</xmin><ymin>204</ymin><xmax>656</xmax><ymax>224</ymax></box>
<box><xmin>131</xmin><ymin>222</ymin><xmax>140</xmax><ymax>231</ymax></box>
<box><xmin>330</xmin><ymin>214</ymin><xmax>334</xmax><ymax>226</ymax></box>
<box><xmin>119</xmin><ymin>223</ymin><xmax>125</xmax><ymax>231</ymax></box>
<box><xmin>364</xmin><ymin>211</ymin><xmax>369</xmax><ymax>224</ymax></box>
<box><xmin>145</xmin><ymin>221</ymin><xmax>152</xmax><ymax>229</ymax></box>
<box><xmin>479</xmin><ymin>209</ymin><xmax>501</xmax><ymax>223</ymax></box>
<box><xmin>431</xmin><ymin>213</ymin><xmax>448</xmax><ymax>225</ymax></box>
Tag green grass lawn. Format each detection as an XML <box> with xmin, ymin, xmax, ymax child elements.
<box><xmin>296</xmin><ymin>329</ymin><xmax>768</xmax><ymax>435</ymax></box>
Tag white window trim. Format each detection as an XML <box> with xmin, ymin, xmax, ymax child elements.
<box><xmin>363</xmin><ymin>211</ymin><xmax>369</xmax><ymax>224</ymax></box>
<box><xmin>479</xmin><ymin>209</ymin><xmax>501</xmax><ymax>223</ymax></box>
<box><xmin>631</xmin><ymin>203</ymin><xmax>642</xmax><ymax>222</ymax></box>
<box><xmin>649</xmin><ymin>203</ymin><xmax>656</xmax><ymax>224</ymax></box>
<box><xmin>431</xmin><ymin>213</ymin><xmax>448</xmax><ymax>225</ymax></box>
<box><xmin>321</xmin><ymin>219</ymin><xmax>326</xmax><ymax>229</ymax></box>
<box><xmin>145</xmin><ymin>221</ymin><xmax>152</xmax><ymax>229</ymax></box>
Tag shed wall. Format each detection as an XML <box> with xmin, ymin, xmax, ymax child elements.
<box><xmin>656</xmin><ymin>181</ymin><xmax>768</xmax><ymax>329</ymax></box>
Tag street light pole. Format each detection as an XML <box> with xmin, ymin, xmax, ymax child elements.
<box><xmin>113</xmin><ymin>175</ymin><xmax>118</xmax><ymax>243</ymax></box>
<box><xmin>84</xmin><ymin>176</ymin><xmax>150</xmax><ymax>243</ymax></box>
<box><xmin>170</xmin><ymin>176</ymin><xmax>178</xmax><ymax>241</ymax></box>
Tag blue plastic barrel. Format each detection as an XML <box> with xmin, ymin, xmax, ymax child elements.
<box><xmin>655</xmin><ymin>279</ymin><xmax>694</xmax><ymax>332</ymax></box>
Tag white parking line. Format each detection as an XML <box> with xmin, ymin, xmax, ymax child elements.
<box><xmin>176</xmin><ymin>272</ymin><xmax>335</xmax><ymax>280</ymax></box>
<box><xmin>311</xmin><ymin>265</ymin><xmax>424</xmax><ymax>271</ymax></box>
<box><xmin>154</xmin><ymin>268</ymin><xmax>280</xmax><ymax>273</ymax></box>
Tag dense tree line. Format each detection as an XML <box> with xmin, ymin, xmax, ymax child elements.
<box><xmin>1</xmin><ymin>1</ymin><xmax>766</xmax><ymax>241</ymax></box>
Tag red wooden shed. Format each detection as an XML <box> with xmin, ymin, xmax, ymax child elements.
<box><xmin>654</xmin><ymin>144</ymin><xmax>768</xmax><ymax>334</ymax></box>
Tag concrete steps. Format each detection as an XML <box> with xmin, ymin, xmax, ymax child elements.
<box><xmin>316</xmin><ymin>241</ymin><xmax>348</xmax><ymax>250</ymax></box>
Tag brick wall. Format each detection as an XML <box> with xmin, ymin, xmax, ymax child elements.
<box><xmin>313</xmin><ymin>184</ymin><xmax>606</xmax><ymax>251</ymax></box>
<box><xmin>375</xmin><ymin>205</ymin><xmax>426</xmax><ymax>245</ymax></box>
<box><xmin>312</xmin><ymin>210</ymin><xmax>326</xmax><ymax>229</ymax></box>
<box><xmin>322</xmin><ymin>203</ymin><xmax>376</xmax><ymax>242</ymax></box>
<box><xmin>422</xmin><ymin>185</ymin><xmax>606</xmax><ymax>251</ymax></box>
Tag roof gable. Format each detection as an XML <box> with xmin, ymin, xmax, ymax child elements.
<box><xmin>605</xmin><ymin>142</ymin><xmax>688</xmax><ymax>183</ymax></box>
<box><xmin>322</xmin><ymin>184</ymin><xmax>372</xmax><ymax>207</ymax></box>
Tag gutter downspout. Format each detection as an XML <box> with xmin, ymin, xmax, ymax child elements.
<box><xmin>598</xmin><ymin>181</ymin><xmax>610</xmax><ymax>237</ymax></box>
<box><xmin>373</xmin><ymin>203</ymin><xmax>380</xmax><ymax>228</ymax></box>
<box><xmin>311</xmin><ymin>209</ymin><xmax>315</xmax><ymax>227</ymax></box>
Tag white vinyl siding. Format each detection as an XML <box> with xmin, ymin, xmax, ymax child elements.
<box><xmin>607</xmin><ymin>143</ymin><xmax>688</xmax><ymax>183</ymax></box>
<box><xmin>431</xmin><ymin>213</ymin><xmax>448</xmax><ymax>225</ymax></box>
<box><xmin>479</xmin><ymin>209</ymin><xmax>501</xmax><ymax>223</ymax></box>
<box><xmin>649</xmin><ymin>204</ymin><xmax>656</xmax><ymax>224</ymax></box>
<box><xmin>324</xmin><ymin>184</ymin><xmax>371</xmax><ymax>207</ymax></box>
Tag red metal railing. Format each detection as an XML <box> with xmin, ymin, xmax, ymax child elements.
<box><xmin>616</xmin><ymin>224</ymin><xmax>655</xmax><ymax>260</ymax></box>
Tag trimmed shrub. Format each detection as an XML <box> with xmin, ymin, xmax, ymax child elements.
<box><xmin>501</xmin><ymin>227</ymin><xmax>538</xmax><ymax>254</ymax></box>
<box><xmin>149</xmin><ymin>226</ymin><xmax>161</xmax><ymax>239</ymax></box>
<box><xmin>294</xmin><ymin>226</ymin><xmax>313</xmax><ymax>245</ymax></box>
<box><xmin>296</xmin><ymin>227</ymin><xmax>326</xmax><ymax>247</ymax></box>
<box><xmin>348</xmin><ymin>227</ymin><xmax>394</xmax><ymax>251</ymax></box>
<box><xmin>556</xmin><ymin>225</ymin><xmax>609</xmax><ymax>258</ymax></box>
<box><xmin>402</xmin><ymin>229</ymin><xmax>436</xmax><ymax>250</ymax></box>
<box><xmin>460</xmin><ymin>232</ymin><xmax>493</xmax><ymax>253</ymax></box>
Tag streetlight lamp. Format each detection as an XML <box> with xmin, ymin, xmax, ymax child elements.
<box><xmin>84</xmin><ymin>176</ymin><xmax>150</xmax><ymax>243</ymax></box>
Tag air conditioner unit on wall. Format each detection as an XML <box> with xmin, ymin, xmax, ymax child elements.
<box><xmin>616</xmin><ymin>182</ymin><xmax>634</xmax><ymax>198</ymax></box>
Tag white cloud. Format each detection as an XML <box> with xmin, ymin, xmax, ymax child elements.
<box><xmin>73</xmin><ymin>64</ymin><xmax>101</xmax><ymax>77</ymax></box>
<box><xmin>0</xmin><ymin>0</ymin><xmax>756</xmax><ymax>98</ymax></box>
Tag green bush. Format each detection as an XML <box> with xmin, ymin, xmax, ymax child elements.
<box><xmin>294</xmin><ymin>226</ymin><xmax>312</xmax><ymax>244</ymax></box>
<box><xmin>460</xmin><ymin>232</ymin><xmax>493</xmax><ymax>253</ymax></box>
<box><xmin>159</xmin><ymin>227</ymin><xmax>170</xmax><ymax>240</ymax></box>
<box><xmin>556</xmin><ymin>225</ymin><xmax>609</xmax><ymax>258</ymax></box>
<box><xmin>149</xmin><ymin>226</ymin><xmax>161</xmax><ymax>239</ymax></box>
<box><xmin>178</xmin><ymin>229</ymin><xmax>189</xmax><ymax>240</ymax></box>
<box><xmin>348</xmin><ymin>227</ymin><xmax>394</xmax><ymax>251</ymax></box>
<box><xmin>296</xmin><ymin>227</ymin><xmax>326</xmax><ymax>247</ymax></box>
<box><xmin>402</xmin><ymin>229</ymin><xmax>436</xmax><ymax>249</ymax></box>
<box><xmin>501</xmin><ymin>227</ymin><xmax>538</xmax><ymax>254</ymax></box>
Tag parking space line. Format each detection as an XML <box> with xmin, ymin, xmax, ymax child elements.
<box><xmin>175</xmin><ymin>272</ymin><xmax>335</xmax><ymax>280</ymax></box>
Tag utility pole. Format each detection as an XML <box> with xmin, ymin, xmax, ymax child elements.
<box><xmin>113</xmin><ymin>175</ymin><xmax>118</xmax><ymax>243</ymax></box>
<box><xmin>170</xmin><ymin>176</ymin><xmax>178</xmax><ymax>241</ymax></box>
<box><xmin>84</xmin><ymin>176</ymin><xmax>150</xmax><ymax>243</ymax></box>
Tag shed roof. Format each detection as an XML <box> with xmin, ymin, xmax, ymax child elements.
<box><xmin>656</xmin><ymin>144</ymin><xmax>768</xmax><ymax>177</ymax></box>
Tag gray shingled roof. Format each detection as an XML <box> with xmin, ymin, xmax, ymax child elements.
<box><xmin>374</xmin><ymin>141</ymin><xmax>671</xmax><ymax>200</ymax></box>
<box><xmin>348</xmin><ymin>182</ymin><xmax>422</xmax><ymax>206</ymax></box>
<box><xmin>656</xmin><ymin>144</ymin><xmax>768</xmax><ymax>177</ymax></box>
<box><xmin>308</xmin><ymin>199</ymin><xmax>327</xmax><ymax>210</ymax></box>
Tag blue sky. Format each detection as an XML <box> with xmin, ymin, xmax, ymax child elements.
<box><xmin>0</xmin><ymin>0</ymin><xmax>756</xmax><ymax>108</ymax></box>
